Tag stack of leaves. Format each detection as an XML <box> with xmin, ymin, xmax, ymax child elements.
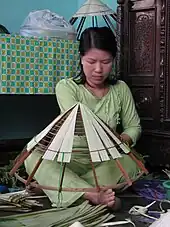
<box><xmin>0</xmin><ymin>201</ymin><xmax>114</xmax><ymax>227</ymax></box>
<box><xmin>0</xmin><ymin>190</ymin><xmax>43</xmax><ymax>212</ymax></box>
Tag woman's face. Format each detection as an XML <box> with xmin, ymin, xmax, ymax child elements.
<box><xmin>81</xmin><ymin>48</ymin><xmax>113</xmax><ymax>87</ymax></box>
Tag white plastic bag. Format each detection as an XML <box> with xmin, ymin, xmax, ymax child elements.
<box><xmin>20</xmin><ymin>9</ymin><xmax>76</xmax><ymax>39</ymax></box>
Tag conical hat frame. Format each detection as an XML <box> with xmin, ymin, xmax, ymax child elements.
<box><xmin>69</xmin><ymin>0</ymin><xmax>117</xmax><ymax>40</ymax></box>
<box><xmin>10</xmin><ymin>103</ymin><xmax>148</xmax><ymax>193</ymax></box>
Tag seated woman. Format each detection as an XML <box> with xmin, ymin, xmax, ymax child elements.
<box><xmin>25</xmin><ymin>27</ymin><xmax>144</xmax><ymax>210</ymax></box>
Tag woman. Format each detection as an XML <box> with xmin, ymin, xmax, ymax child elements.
<box><xmin>25</xmin><ymin>27</ymin><xmax>143</xmax><ymax>209</ymax></box>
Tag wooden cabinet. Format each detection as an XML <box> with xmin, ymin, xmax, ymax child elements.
<box><xmin>116</xmin><ymin>0</ymin><xmax>170</xmax><ymax>167</ymax></box>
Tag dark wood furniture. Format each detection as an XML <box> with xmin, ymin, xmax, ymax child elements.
<box><xmin>117</xmin><ymin>0</ymin><xmax>170</xmax><ymax>167</ymax></box>
<box><xmin>0</xmin><ymin>95</ymin><xmax>59</xmax><ymax>165</ymax></box>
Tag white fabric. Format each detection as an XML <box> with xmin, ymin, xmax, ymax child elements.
<box><xmin>150</xmin><ymin>210</ymin><xmax>170</xmax><ymax>227</ymax></box>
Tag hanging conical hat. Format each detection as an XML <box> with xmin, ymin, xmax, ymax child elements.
<box><xmin>72</xmin><ymin>0</ymin><xmax>114</xmax><ymax>17</ymax></box>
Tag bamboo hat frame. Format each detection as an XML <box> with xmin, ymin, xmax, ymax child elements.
<box><xmin>10</xmin><ymin>103</ymin><xmax>148</xmax><ymax>193</ymax></box>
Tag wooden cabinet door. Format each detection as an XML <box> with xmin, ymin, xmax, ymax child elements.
<box><xmin>117</xmin><ymin>0</ymin><xmax>170</xmax><ymax>166</ymax></box>
<box><xmin>119</xmin><ymin>0</ymin><xmax>163</xmax><ymax>132</ymax></box>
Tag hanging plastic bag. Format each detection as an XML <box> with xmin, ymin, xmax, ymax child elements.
<box><xmin>20</xmin><ymin>9</ymin><xmax>76</xmax><ymax>40</ymax></box>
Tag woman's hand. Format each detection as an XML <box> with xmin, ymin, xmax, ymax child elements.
<box><xmin>120</xmin><ymin>133</ymin><xmax>133</xmax><ymax>146</ymax></box>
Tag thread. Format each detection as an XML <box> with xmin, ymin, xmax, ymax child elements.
<box><xmin>57</xmin><ymin>153</ymin><xmax>65</xmax><ymax>207</ymax></box>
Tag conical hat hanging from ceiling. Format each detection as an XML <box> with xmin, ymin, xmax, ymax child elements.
<box><xmin>72</xmin><ymin>0</ymin><xmax>114</xmax><ymax>17</ymax></box>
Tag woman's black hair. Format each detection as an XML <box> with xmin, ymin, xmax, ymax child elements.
<box><xmin>74</xmin><ymin>26</ymin><xmax>117</xmax><ymax>85</ymax></box>
<box><xmin>0</xmin><ymin>24</ymin><xmax>10</xmax><ymax>34</ymax></box>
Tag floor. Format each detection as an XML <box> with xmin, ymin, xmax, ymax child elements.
<box><xmin>0</xmin><ymin>194</ymin><xmax>156</xmax><ymax>227</ymax></box>
<box><xmin>114</xmin><ymin>195</ymin><xmax>152</xmax><ymax>227</ymax></box>
<box><xmin>0</xmin><ymin>172</ymin><xmax>168</xmax><ymax>227</ymax></box>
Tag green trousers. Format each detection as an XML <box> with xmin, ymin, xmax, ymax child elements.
<box><xmin>25</xmin><ymin>150</ymin><xmax>141</xmax><ymax>207</ymax></box>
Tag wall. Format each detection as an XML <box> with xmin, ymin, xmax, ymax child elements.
<box><xmin>0</xmin><ymin>0</ymin><xmax>78</xmax><ymax>33</ymax></box>
<box><xmin>0</xmin><ymin>0</ymin><xmax>117</xmax><ymax>33</ymax></box>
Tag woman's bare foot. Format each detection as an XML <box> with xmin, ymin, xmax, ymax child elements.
<box><xmin>84</xmin><ymin>189</ymin><xmax>121</xmax><ymax>210</ymax></box>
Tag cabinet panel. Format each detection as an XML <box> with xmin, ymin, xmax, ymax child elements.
<box><xmin>129</xmin><ymin>11</ymin><xmax>155</xmax><ymax>76</ymax></box>
<box><xmin>131</xmin><ymin>85</ymin><xmax>157</xmax><ymax>129</ymax></box>
<box><xmin>121</xmin><ymin>0</ymin><xmax>161</xmax><ymax>128</ymax></box>
<box><xmin>117</xmin><ymin>0</ymin><xmax>170</xmax><ymax>166</ymax></box>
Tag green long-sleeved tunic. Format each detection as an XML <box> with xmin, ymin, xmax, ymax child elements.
<box><xmin>25</xmin><ymin>78</ymin><xmax>142</xmax><ymax>207</ymax></box>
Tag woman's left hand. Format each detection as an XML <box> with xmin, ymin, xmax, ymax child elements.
<box><xmin>120</xmin><ymin>133</ymin><xmax>132</xmax><ymax>146</ymax></box>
